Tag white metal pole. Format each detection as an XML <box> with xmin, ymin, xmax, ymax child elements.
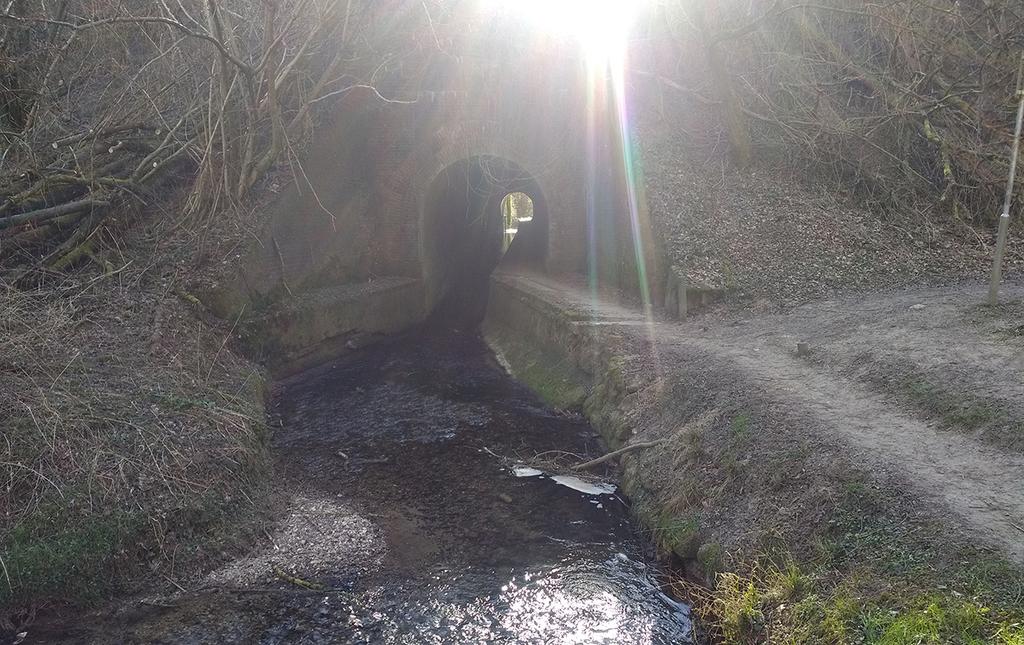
<box><xmin>988</xmin><ymin>53</ymin><xmax>1024</xmax><ymax>305</ymax></box>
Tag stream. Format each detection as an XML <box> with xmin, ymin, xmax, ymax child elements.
<box><xmin>29</xmin><ymin>331</ymin><xmax>693</xmax><ymax>644</ymax></box>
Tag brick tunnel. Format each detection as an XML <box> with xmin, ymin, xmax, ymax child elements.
<box><xmin>422</xmin><ymin>155</ymin><xmax>549</xmax><ymax>327</ymax></box>
<box><xmin>203</xmin><ymin>40</ymin><xmax>662</xmax><ymax>369</ymax></box>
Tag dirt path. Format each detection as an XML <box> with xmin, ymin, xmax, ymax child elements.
<box><xmin>709</xmin><ymin>287</ymin><xmax>1024</xmax><ymax>446</ymax></box>
<box><xmin>503</xmin><ymin>274</ymin><xmax>1024</xmax><ymax>565</ymax></box>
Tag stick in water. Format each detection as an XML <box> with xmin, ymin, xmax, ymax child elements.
<box><xmin>572</xmin><ymin>440</ymin><xmax>667</xmax><ymax>471</ymax></box>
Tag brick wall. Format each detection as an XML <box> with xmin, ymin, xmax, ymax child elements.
<box><xmin>213</xmin><ymin>47</ymin><xmax>661</xmax><ymax>319</ymax></box>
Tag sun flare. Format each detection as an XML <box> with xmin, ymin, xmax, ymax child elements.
<box><xmin>484</xmin><ymin>0</ymin><xmax>638</xmax><ymax>64</ymax></box>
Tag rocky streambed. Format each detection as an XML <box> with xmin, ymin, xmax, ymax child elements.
<box><xmin>26</xmin><ymin>331</ymin><xmax>692</xmax><ymax>644</ymax></box>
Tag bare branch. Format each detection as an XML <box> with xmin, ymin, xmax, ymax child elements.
<box><xmin>0</xmin><ymin>198</ymin><xmax>109</xmax><ymax>231</ymax></box>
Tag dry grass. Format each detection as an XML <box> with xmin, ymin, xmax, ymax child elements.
<box><xmin>0</xmin><ymin>268</ymin><xmax>268</xmax><ymax>609</ymax></box>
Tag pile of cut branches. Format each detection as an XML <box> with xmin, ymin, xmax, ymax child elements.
<box><xmin>0</xmin><ymin>0</ymin><xmax>438</xmax><ymax>278</ymax></box>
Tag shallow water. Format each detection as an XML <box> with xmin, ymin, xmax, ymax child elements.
<box><xmin>26</xmin><ymin>332</ymin><xmax>692</xmax><ymax>644</ymax></box>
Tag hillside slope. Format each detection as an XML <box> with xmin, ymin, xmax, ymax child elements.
<box><xmin>636</xmin><ymin>87</ymin><xmax>1024</xmax><ymax>308</ymax></box>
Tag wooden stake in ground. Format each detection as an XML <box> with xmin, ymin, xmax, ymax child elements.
<box><xmin>988</xmin><ymin>52</ymin><xmax>1024</xmax><ymax>306</ymax></box>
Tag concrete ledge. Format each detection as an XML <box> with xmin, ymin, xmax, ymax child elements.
<box><xmin>483</xmin><ymin>271</ymin><xmax>646</xmax><ymax>441</ymax></box>
<box><xmin>483</xmin><ymin>274</ymin><xmax>596</xmax><ymax>409</ymax></box>
<box><xmin>243</xmin><ymin>277</ymin><xmax>426</xmax><ymax>373</ymax></box>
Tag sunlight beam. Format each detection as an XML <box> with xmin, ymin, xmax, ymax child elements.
<box><xmin>482</xmin><ymin>0</ymin><xmax>637</xmax><ymax>65</ymax></box>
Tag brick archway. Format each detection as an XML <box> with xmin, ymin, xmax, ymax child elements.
<box><xmin>419</xmin><ymin>155</ymin><xmax>550</xmax><ymax>320</ymax></box>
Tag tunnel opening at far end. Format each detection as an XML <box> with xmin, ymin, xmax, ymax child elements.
<box><xmin>422</xmin><ymin>156</ymin><xmax>549</xmax><ymax>328</ymax></box>
<box><xmin>501</xmin><ymin>191</ymin><xmax>535</xmax><ymax>252</ymax></box>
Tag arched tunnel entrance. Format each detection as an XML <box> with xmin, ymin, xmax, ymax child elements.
<box><xmin>422</xmin><ymin>155</ymin><xmax>548</xmax><ymax>328</ymax></box>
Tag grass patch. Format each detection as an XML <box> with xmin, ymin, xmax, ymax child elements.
<box><xmin>794</xmin><ymin>594</ymin><xmax>1021</xmax><ymax>644</ymax></box>
<box><xmin>902</xmin><ymin>378</ymin><xmax>1001</xmax><ymax>430</ymax></box>
<box><xmin>730</xmin><ymin>413</ymin><xmax>752</xmax><ymax>439</ymax></box>
<box><xmin>666</xmin><ymin>478</ymin><xmax>1024</xmax><ymax>643</ymax></box>
<box><xmin>654</xmin><ymin>513</ymin><xmax>701</xmax><ymax>558</ymax></box>
<box><xmin>680</xmin><ymin>557</ymin><xmax>1024</xmax><ymax>644</ymax></box>
<box><xmin>863</xmin><ymin>364</ymin><xmax>1024</xmax><ymax>450</ymax></box>
<box><xmin>962</xmin><ymin>300</ymin><xmax>1024</xmax><ymax>342</ymax></box>
<box><xmin>0</xmin><ymin>507</ymin><xmax>142</xmax><ymax>606</ymax></box>
<box><xmin>714</xmin><ymin>573</ymin><xmax>765</xmax><ymax>641</ymax></box>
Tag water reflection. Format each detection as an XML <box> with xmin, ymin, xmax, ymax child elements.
<box><xmin>497</xmin><ymin>554</ymin><xmax>691</xmax><ymax>644</ymax></box>
<box><xmin>358</xmin><ymin>553</ymin><xmax>691</xmax><ymax>644</ymax></box>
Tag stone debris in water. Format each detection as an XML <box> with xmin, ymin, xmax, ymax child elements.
<box><xmin>513</xmin><ymin>465</ymin><xmax>544</xmax><ymax>477</ymax></box>
<box><xmin>513</xmin><ymin>465</ymin><xmax>617</xmax><ymax>495</ymax></box>
<box><xmin>551</xmin><ymin>475</ymin><xmax>617</xmax><ymax>495</ymax></box>
<box><xmin>512</xmin><ymin>465</ymin><xmax>617</xmax><ymax>495</ymax></box>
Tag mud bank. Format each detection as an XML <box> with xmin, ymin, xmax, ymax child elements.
<box><xmin>483</xmin><ymin>271</ymin><xmax>1024</xmax><ymax>642</ymax></box>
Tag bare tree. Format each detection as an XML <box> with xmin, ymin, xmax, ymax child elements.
<box><xmin>650</xmin><ymin>0</ymin><xmax>1024</xmax><ymax>228</ymax></box>
<box><xmin>0</xmin><ymin>0</ymin><xmax>446</xmax><ymax>276</ymax></box>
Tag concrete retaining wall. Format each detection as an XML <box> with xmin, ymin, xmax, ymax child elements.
<box><xmin>483</xmin><ymin>272</ymin><xmax>641</xmax><ymax>449</ymax></box>
<box><xmin>243</xmin><ymin>277</ymin><xmax>426</xmax><ymax>375</ymax></box>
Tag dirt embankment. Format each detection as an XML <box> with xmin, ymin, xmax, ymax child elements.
<box><xmin>0</xmin><ymin>219</ymin><xmax>272</xmax><ymax>627</ymax></box>
<box><xmin>637</xmin><ymin>103</ymin><xmax>1024</xmax><ymax>309</ymax></box>
<box><xmin>486</xmin><ymin>271</ymin><xmax>1024</xmax><ymax>643</ymax></box>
